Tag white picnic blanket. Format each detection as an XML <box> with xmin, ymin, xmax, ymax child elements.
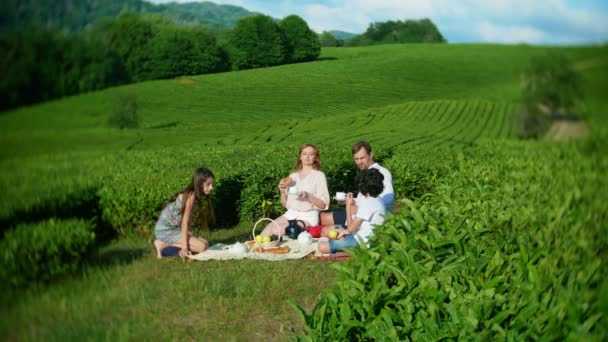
<box><xmin>187</xmin><ymin>238</ymin><xmax>325</xmax><ymax>261</ymax></box>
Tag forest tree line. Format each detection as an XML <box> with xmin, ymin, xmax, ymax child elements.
<box><xmin>320</xmin><ymin>19</ymin><xmax>446</xmax><ymax>47</ymax></box>
<box><xmin>0</xmin><ymin>12</ymin><xmax>319</xmax><ymax>111</ymax></box>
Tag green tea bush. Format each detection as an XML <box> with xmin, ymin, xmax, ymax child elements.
<box><xmin>384</xmin><ymin>145</ymin><xmax>457</xmax><ymax>201</ymax></box>
<box><xmin>295</xmin><ymin>139</ymin><xmax>607</xmax><ymax>340</ymax></box>
<box><xmin>108</xmin><ymin>93</ymin><xmax>140</xmax><ymax>129</ymax></box>
<box><xmin>0</xmin><ymin>152</ymin><xmax>112</xmax><ymax>235</ymax></box>
<box><xmin>0</xmin><ymin>218</ymin><xmax>95</xmax><ymax>287</ymax></box>
<box><xmin>98</xmin><ymin>146</ymin><xmax>240</xmax><ymax>236</ymax></box>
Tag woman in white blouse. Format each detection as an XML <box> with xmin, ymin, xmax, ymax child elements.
<box><xmin>261</xmin><ymin>143</ymin><xmax>330</xmax><ymax>236</ymax></box>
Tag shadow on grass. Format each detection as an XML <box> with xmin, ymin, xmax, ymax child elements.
<box><xmin>87</xmin><ymin>246</ymin><xmax>148</xmax><ymax>268</ymax></box>
<box><xmin>150</xmin><ymin>121</ymin><xmax>179</xmax><ymax>129</ymax></box>
<box><xmin>0</xmin><ymin>187</ymin><xmax>102</xmax><ymax>238</ymax></box>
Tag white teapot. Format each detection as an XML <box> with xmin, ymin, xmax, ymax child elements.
<box><xmin>228</xmin><ymin>242</ymin><xmax>248</xmax><ymax>254</ymax></box>
<box><xmin>297</xmin><ymin>231</ymin><xmax>313</xmax><ymax>246</ymax></box>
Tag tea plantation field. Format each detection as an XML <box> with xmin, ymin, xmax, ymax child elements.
<box><xmin>1</xmin><ymin>43</ymin><xmax>607</xmax><ymax>340</ymax></box>
<box><xmin>1</xmin><ymin>43</ymin><xmax>607</xmax><ymax>159</ymax></box>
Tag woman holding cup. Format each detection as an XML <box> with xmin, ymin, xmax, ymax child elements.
<box><xmin>261</xmin><ymin>144</ymin><xmax>330</xmax><ymax>237</ymax></box>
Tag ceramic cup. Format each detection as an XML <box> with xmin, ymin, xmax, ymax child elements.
<box><xmin>336</xmin><ymin>192</ymin><xmax>346</xmax><ymax>201</ymax></box>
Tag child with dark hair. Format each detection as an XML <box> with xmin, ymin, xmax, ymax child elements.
<box><xmin>153</xmin><ymin>167</ymin><xmax>216</xmax><ymax>259</ymax></box>
<box><xmin>317</xmin><ymin>168</ymin><xmax>386</xmax><ymax>254</ymax></box>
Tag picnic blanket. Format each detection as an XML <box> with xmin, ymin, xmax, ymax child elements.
<box><xmin>187</xmin><ymin>237</ymin><xmax>347</xmax><ymax>261</ymax></box>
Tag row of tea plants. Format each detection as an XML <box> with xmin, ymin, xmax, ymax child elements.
<box><xmin>294</xmin><ymin>136</ymin><xmax>607</xmax><ymax>340</ymax></box>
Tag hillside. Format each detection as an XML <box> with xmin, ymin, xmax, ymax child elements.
<box><xmin>1</xmin><ymin>43</ymin><xmax>607</xmax><ymax>159</ymax></box>
<box><xmin>329</xmin><ymin>30</ymin><xmax>357</xmax><ymax>40</ymax></box>
<box><xmin>0</xmin><ymin>0</ymin><xmax>258</xmax><ymax>32</ymax></box>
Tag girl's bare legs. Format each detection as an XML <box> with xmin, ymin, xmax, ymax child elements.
<box><xmin>172</xmin><ymin>236</ymin><xmax>209</xmax><ymax>253</ymax></box>
<box><xmin>187</xmin><ymin>236</ymin><xmax>209</xmax><ymax>253</ymax></box>
<box><xmin>260</xmin><ymin>216</ymin><xmax>289</xmax><ymax>236</ymax></box>
<box><xmin>154</xmin><ymin>239</ymin><xmax>169</xmax><ymax>259</ymax></box>
<box><xmin>155</xmin><ymin>235</ymin><xmax>209</xmax><ymax>259</ymax></box>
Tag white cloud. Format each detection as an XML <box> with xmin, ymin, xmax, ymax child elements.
<box><xmin>300</xmin><ymin>4</ymin><xmax>369</xmax><ymax>32</ymax></box>
<box><xmin>477</xmin><ymin>21</ymin><xmax>545</xmax><ymax>44</ymax></box>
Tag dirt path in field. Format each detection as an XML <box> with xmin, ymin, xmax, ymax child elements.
<box><xmin>544</xmin><ymin>120</ymin><xmax>590</xmax><ymax>141</ymax></box>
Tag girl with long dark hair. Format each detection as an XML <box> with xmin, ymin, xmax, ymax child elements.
<box><xmin>153</xmin><ymin>167</ymin><xmax>216</xmax><ymax>258</ymax></box>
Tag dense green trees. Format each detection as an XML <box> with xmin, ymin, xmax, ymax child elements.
<box><xmin>279</xmin><ymin>15</ymin><xmax>320</xmax><ymax>63</ymax></box>
<box><xmin>346</xmin><ymin>18</ymin><xmax>446</xmax><ymax>46</ymax></box>
<box><xmin>228</xmin><ymin>14</ymin><xmax>321</xmax><ymax>69</ymax></box>
<box><xmin>228</xmin><ymin>15</ymin><xmax>287</xmax><ymax>70</ymax></box>
<box><xmin>319</xmin><ymin>31</ymin><xmax>343</xmax><ymax>47</ymax></box>
<box><xmin>144</xmin><ymin>27</ymin><xmax>224</xmax><ymax>79</ymax></box>
<box><xmin>0</xmin><ymin>30</ymin><xmax>125</xmax><ymax>111</ymax></box>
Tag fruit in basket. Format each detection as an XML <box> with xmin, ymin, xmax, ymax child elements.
<box><xmin>328</xmin><ymin>229</ymin><xmax>339</xmax><ymax>239</ymax></box>
<box><xmin>255</xmin><ymin>235</ymin><xmax>264</xmax><ymax>243</ymax></box>
<box><xmin>262</xmin><ymin>235</ymin><xmax>272</xmax><ymax>243</ymax></box>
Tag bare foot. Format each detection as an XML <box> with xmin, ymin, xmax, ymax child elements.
<box><xmin>153</xmin><ymin>239</ymin><xmax>168</xmax><ymax>259</ymax></box>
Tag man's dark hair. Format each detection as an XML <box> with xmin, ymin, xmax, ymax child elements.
<box><xmin>356</xmin><ymin>168</ymin><xmax>384</xmax><ymax>197</ymax></box>
<box><xmin>352</xmin><ymin>141</ymin><xmax>372</xmax><ymax>155</ymax></box>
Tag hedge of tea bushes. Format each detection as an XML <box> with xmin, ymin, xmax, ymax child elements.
<box><xmin>0</xmin><ymin>218</ymin><xmax>96</xmax><ymax>287</ymax></box>
<box><xmin>97</xmin><ymin>144</ymin><xmax>359</xmax><ymax>235</ymax></box>
<box><xmin>295</xmin><ymin>138</ymin><xmax>608</xmax><ymax>340</ymax></box>
<box><xmin>0</xmin><ymin>152</ymin><xmax>113</xmax><ymax>234</ymax></box>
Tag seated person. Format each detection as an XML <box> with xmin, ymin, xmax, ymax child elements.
<box><xmin>261</xmin><ymin>143</ymin><xmax>329</xmax><ymax>236</ymax></box>
<box><xmin>320</xmin><ymin>141</ymin><xmax>393</xmax><ymax>230</ymax></box>
<box><xmin>317</xmin><ymin>168</ymin><xmax>385</xmax><ymax>254</ymax></box>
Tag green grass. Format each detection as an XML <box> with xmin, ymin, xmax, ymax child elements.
<box><xmin>0</xmin><ymin>235</ymin><xmax>338</xmax><ymax>341</ymax></box>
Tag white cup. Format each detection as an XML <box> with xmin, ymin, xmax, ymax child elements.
<box><xmin>288</xmin><ymin>186</ymin><xmax>298</xmax><ymax>195</ymax></box>
<box><xmin>335</xmin><ymin>192</ymin><xmax>346</xmax><ymax>201</ymax></box>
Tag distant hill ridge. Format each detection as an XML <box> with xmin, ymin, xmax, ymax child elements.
<box><xmin>0</xmin><ymin>0</ymin><xmax>260</xmax><ymax>32</ymax></box>
<box><xmin>329</xmin><ymin>30</ymin><xmax>357</xmax><ymax>40</ymax></box>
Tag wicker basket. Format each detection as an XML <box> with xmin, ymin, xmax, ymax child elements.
<box><xmin>248</xmin><ymin>218</ymin><xmax>281</xmax><ymax>250</ymax></box>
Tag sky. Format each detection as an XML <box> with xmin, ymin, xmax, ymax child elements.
<box><xmin>149</xmin><ymin>0</ymin><xmax>608</xmax><ymax>45</ymax></box>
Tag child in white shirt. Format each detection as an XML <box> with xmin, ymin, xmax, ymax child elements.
<box><xmin>317</xmin><ymin>168</ymin><xmax>386</xmax><ymax>253</ymax></box>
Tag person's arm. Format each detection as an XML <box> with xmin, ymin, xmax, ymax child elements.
<box><xmin>298</xmin><ymin>191</ymin><xmax>326</xmax><ymax>209</ymax></box>
<box><xmin>179</xmin><ymin>193</ymin><xmax>195</xmax><ymax>258</ymax></box>
<box><xmin>345</xmin><ymin>193</ymin><xmax>362</xmax><ymax>234</ymax></box>
<box><xmin>278</xmin><ymin>178</ymin><xmax>288</xmax><ymax>208</ymax></box>
<box><xmin>378</xmin><ymin>168</ymin><xmax>395</xmax><ymax>211</ymax></box>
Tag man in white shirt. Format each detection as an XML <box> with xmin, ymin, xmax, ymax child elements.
<box><xmin>320</xmin><ymin>141</ymin><xmax>394</xmax><ymax>226</ymax></box>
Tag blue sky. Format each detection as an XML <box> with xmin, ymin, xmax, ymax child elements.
<box><xmin>149</xmin><ymin>0</ymin><xmax>608</xmax><ymax>44</ymax></box>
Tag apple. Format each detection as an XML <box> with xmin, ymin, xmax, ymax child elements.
<box><xmin>329</xmin><ymin>229</ymin><xmax>339</xmax><ymax>239</ymax></box>
<box><xmin>262</xmin><ymin>235</ymin><xmax>272</xmax><ymax>243</ymax></box>
<box><xmin>255</xmin><ymin>235</ymin><xmax>264</xmax><ymax>243</ymax></box>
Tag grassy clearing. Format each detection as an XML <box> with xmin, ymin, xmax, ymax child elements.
<box><xmin>0</xmin><ymin>231</ymin><xmax>338</xmax><ymax>341</ymax></box>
